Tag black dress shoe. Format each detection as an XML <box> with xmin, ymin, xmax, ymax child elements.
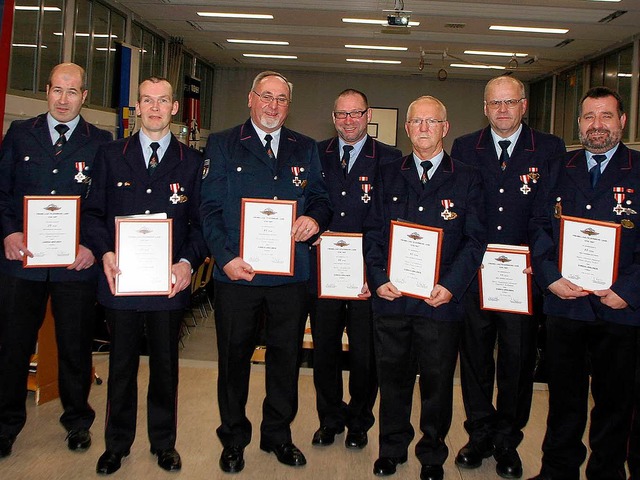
<box><xmin>96</xmin><ymin>449</ymin><xmax>129</xmax><ymax>475</ymax></box>
<box><xmin>345</xmin><ymin>431</ymin><xmax>368</xmax><ymax>449</ymax></box>
<box><xmin>67</xmin><ymin>429</ymin><xmax>91</xmax><ymax>451</ymax></box>
<box><xmin>454</xmin><ymin>440</ymin><xmax>495</xmax><ymax>469</ymax></box>
<box><xmin>261</xmin><ymin>442</ymin><xmax>307</xmax><ymax>466</ymax></box>
<box><xmin>311</xmin><ymin>425</ymin><xmax>344</xmax><ymax>446</ymax></box>
<box><xmin>494</xmin><ymin>447</ymin><xmax>523</xmax><ymax>479</ymax></box>
<box><xmin>151</xmin><ymin>447</ymin><xmax>182</xmax><ymax>472</ymax></box>
<box><xmin>420</xmin><ymin>464</ymin><xmax>444</xmax><ymax>480</ymax></box>
<box><xmin>0</xmin><ymin>435</ymin><xmax>15</xmax><ymax>458</ymax></box>
<box><xmin>373</xmin><ymin>455</ymin><xmax>408</xmax><ymax>476</ymax></box>
<box><xmin>219</xmin><ymin>446</ymin><xmax>245</xmax><ymax>473</ymax></box>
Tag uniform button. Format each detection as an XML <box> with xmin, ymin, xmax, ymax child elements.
<box><xmin>556</xmin><ymin>196</ymin><xmax>562</xmax><ymax>202</ymax></box>
<box><xmin>236</xmin><ymin>167</ymin><xmax>242</xmax><ymax>172</ymax></box>
<box><xmin>393</xmin><ymin>196</ymin><xmax>398</xmax><ymax>202</ymax></box>
<box><xmin>273</xmin><ymin>196</ymin><xmax>278</xmax><ymax>200</ymax></box>
<box><xmin>52</xmin><ymin>169</ymin><xmax>59</xmax><ymax>174</ymax></box>
<box><xmin>274</xmin><ymin>176</ymin><xmax>278</xmax><ymax>180</ymax></box>
<box><xmin>497</xmin><ymin>225</ymin><xmax>502</xmax><ymax>230</ymax></box>
<box><xmin>499</xmin><ymin>188</ymin><xmax>505</xmax><ymax>193</ymax></box>
<box><xmin>84</xmin><ymin>166</ymin><xmax>90</xmax><ymax>171</ymax></box>
<box><xmin>418</xmin><ymin>206</ymin><xmax>424</xmax><ymax>212</ymax></box>
<box><xmin>50</xmin><ymin>190</ymin><xmax>56</xmax><ymax>194</ymax></box>
<box><xmin>340</xmin><ymin>212</ymin><xmax>345</xmax><ymax>217</ymax></box>
<box><xmin>146</xmin><ymin>188</ymin><xmax>152</xmax><ymax>194</ymax></box>
<box><xmin>627</xmin><ymin>200</ymin><xmax>632</xmax><ymax>205</ymax></box>
<box><xmin>300</xmin><ymin>167</ymin><xmax>305</xmax><ymax>172</ymax></box>
<box><xmin>586</xmin><ymin>204</ymin><xmax>592</xmax><ymax>210</ymax></box>
<box><xmin>498</xmin><ymin>206</ymin><xmax>504</xmax><ymax>212</ymax></box>
<box><xmin>145</xmin><ymin>210</ymin><xmax>151</xmax><ymax>214</ymax></box>
<box><xmin>117</xmin><ymin>182</ymin><xmax>123</xmax><ymax>187</ymax></box>
<box><xmin>24</xmin><ymin>156</ymin><xmax>30</xmax><ymax>161</ymax></box>
<box><xmin>341</xmin><ymin>191</ymin><xmax>347</xmax><ymax>196</ymax></box>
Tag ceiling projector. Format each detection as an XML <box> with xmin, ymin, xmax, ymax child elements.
<box><xmin>384</xmin><ymin>9</ymin><xmax>411</xmax><ymax>27</ymax></box>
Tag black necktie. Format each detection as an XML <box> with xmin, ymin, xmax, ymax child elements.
<box><xmin>590</xmin><ymin>154</ymin><xmax>606</xmax><ymax>188</ymax></box>
<box><xmin>54</xmin><ymin>124</ymin><xmax>69</xmax><ymax>156</ymax></box>
<box><xmin>498</xmin><ymin>140</ymin><xmax>511</xmax><ymax>170</ymax></box>
<box><xmin>264</xmin><ymin>134</ymin><xmax>275</xmax><ymax>160</ymax></box>
<box><xmin>420</xmin><ymin>160</ymin><xmax>433</xmax><ymax>186</ymax></box>
<box><xmin>148</xmin><ymin>142</ymin><xmax>160</xmax><ymax>175</ymax></box>
<box><xmin>341</xmin><ymin>145</ymin><xmax>354</xmax><ymax>177</ymax></box>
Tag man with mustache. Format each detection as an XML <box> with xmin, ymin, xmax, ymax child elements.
<box><xmin>200</xmin><ymin>71</ymin><xmax>331</xmax><ymax>473</ymax></box>
<box><xmin>528</xmin><ymin>86</ymin><xmax>640</xmax><ymax>480</ymax></box>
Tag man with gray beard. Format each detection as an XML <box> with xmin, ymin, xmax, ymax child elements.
<box><xmin>528</xmin><ymin>86</ymin><xmax>640</xmax><ymax>480</ymax></box>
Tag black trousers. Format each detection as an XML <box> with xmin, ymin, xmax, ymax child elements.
<box><xmin>627</xmin><ymin>328</ymin><xmax>640</xmax><ymax>480</ymax></box>
<box><xmin>459</xmin><ymin>293</ymin><xmax>538</xmax><ymax>449</ymax></box>
<box><xmin>309</xmin><ymin>296</ymin><xmax>377</xmax><ymax>432</ymax></box>
<box><xmin>0</xmin><ymin>273</ymin><xmax>96</xmax><ymax>438</ymax></box>
<box><xmin>374</xmin><ymin>314</ymin><xmax>461</xmax><ymax>466</ymax></box>
<box><xmin>214</xmin><ymin>281</ymin><xmax>307</xmax><ymax>449</ymax></box>
<box><xmin>540</xmin><ymin>316</ymin><xmax>636</xmax><ymax>480</ymax></box>
<box><xmin>103</xmin><ymin>308</ymin><xmax>182</xmax><ymax>453</ymax></box>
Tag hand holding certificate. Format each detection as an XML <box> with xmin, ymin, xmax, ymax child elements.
<box><xmin>23</xmin><ymin>196</ymin><xmax>80</xmax><ymax>268</ymax></box>
<box><xmin>115</xmin><ymin>218</ymin><xmax>173</xmax><ymax>296</ymax></box>
<box><xmin>317</xmin><ymin>232</ymin><xmax>365</xmax><ymax>299</ymax></box>
<box><xmin>387</xmin><ymin>220</ymin><xmax>443</xmax><ymax>299</ymax></box>
<box><xmin>479</xmin><ymin>244</ymin><xmax>532</xmax><ymax>315</ymax></box>
<box><xmin>559</xmin><ymin>215</ymin><xmax>621</xmax><ymax>292</ymax></box>
<box><xmin>240</xmin><ymin>198</ymin><xmax>296</xmax><ymax>276</ymax></box>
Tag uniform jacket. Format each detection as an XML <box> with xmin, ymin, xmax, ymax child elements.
<box><xmin>201</xmin><ymin>119</ymin><xmax>332</xmax><ymax>287</ymax></box>
<box><xmin>0</xmin><ymin>113</ymin><xmax>113</xmax><ymax>281</ymax></box>
<box><xmin>363</xmin><ymin>153</ymin><xmax>487</xmax><ymax>321</ymax></box>
<box><xmin>309</xmin><ymin>136</ymin><xmax>401</xmax><ymax>293</ymax></box>
<box><xmin>451</xmin><ymin>123</ymin><xmax>565</xmax><ymax>293</ymax></box>
<box><xmin>81</xmin><ymin>132</ymin><xmax>207</xmax><ymax>311</ymax></box>
<box><xmin>529</xmin><ymin>143</ymin><xmax>640</xmax><ymax>326</ymax></box>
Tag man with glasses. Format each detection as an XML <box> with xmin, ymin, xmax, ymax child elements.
<box><xmin>200</xmin><ymin>71</ymin><xmax>331</xmax><ymax>473</ymax></box>
<box><xmin>450</xmin><ymin>75</ymin><xmax>565</xmax><ymax>479</ymax></box>
<box><xmin>309</xmin><ymin>89</ymin><xmax>400</xmax><ymax>450</ymax></box>
<box><xmin>363</xmin><ymin>96</ymin><xmax>486</xmax><ymax>480</ymax></box>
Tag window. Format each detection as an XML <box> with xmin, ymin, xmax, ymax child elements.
<box><xmin>9</xmin><ymin>0</ymin><xmax>64</xmax><ymax>93</ymax></box>
<box><xmin>131</xmin><ymin>21</ymin><xmax>165</xmax><ymax>82</ymax></box>
<box><xmin>528</xmin><ymin>77</ymin><xmax>553</xmax><ymax>133</ymax></box>
<box><xmin>72</xmin><ymin>0</ymin><xmax>126</xmax><ymax>108</ymax></box>
<box><xmin>195</xmin><ymin>59</ymin><xmax>214</xmax><ymax>129</ymax></box>
<box><xmin>553</xmin><ymin>66</ymin><xmax>584</xmax><ymax>145</ymax></box>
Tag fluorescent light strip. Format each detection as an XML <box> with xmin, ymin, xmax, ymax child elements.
<box><xmin>490</xmin><ymin>25</ymin><xmax>568</xmax><ymax>34</ymax></box>
<box><xmin>243</xmin><ymin>53</ymin><xmax>297</xmax><ymax>59</ymax></box>
<box><xmin>15</xmin><ymin>6</ymin><xmax>61</xmax><ymax>11</ymax></box>
<box><xmin>347</xmin><ymin>58</ymin><xmax>401</xmax><ymax>64</ymax></box>
<box><xmin>12</xmin><ymin>43</ymin><xmax>47</xmax><ymax>48</ymax></box>
<box><xmin>450</xmin><ymin>63</ymin><xmax>505</xmax><ymax>70</ymax></box>
<box><xmin>96</xmin><ymin>48</ymin><xmax>116</xmax><ymax>52</ymax></box>
<box><xmin>346</xmin><ymin>44</ymin><xmax>407</xmax><ymax>51</ymax></box>
<box><xmin>465</xmin><ymin>50</ymin><xmax>527</xmax><ymax>57</ymax></box>
<box><xmin>197</xmin><ymin>12</ymin><xmax>273</xmax><ymax>19</ymax></box>
<box><xmin>227</xmin><ymin>39</ymin><xmax>289</xmax><ymax>45</ymax></box>
<box><xmin>618</xmin><ymin>73</ymin><xmax>632</xmax><ymax>77</ymax></box>
<box><xmin>53</xmin><ymin>32</ymin><xmax>117</xmax><ymax>38</ymax></box>
<box><xmin>342</xmin><ymin>18</ymin><xmax>420</xmax><ymax>27</ymax></box>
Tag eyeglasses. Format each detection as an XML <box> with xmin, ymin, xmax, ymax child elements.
<box><xmin>407</xmin><ymin>118</ymin><xmax>446</xmax><ymax>127</ymax></box>
<box><xmin>252</xmin><ymin>90</ymin><xmax>290</xmax><ymax>106</ymax></box>
<box><xmin>485</xmin><ymin>98</ymin><xmax>525</xmax><ymax>109</ymax></box>
<box><xmin>333</xmin><ymin>110</ymin><xmax>368</xmax><ymax>119</ymax></box>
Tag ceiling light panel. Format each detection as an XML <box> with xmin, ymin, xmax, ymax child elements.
<box><xmin>490</xmin><ymin>25</ymin><xmax>569</xmax><ymax>34</ymax></box>
<box><xmin>345</xmin><ymin>44</ymin><xmax>408</xmax><ymax>51</ymax></box>
<box><xmin>227</xmin><ymin>39</ymin><xmax>289</xmax><ymax>45</ymax></box>
<box><xmin>197</xmin><ymin>12</ymin><xmax>273</xmax><ymax>19</ymax></box>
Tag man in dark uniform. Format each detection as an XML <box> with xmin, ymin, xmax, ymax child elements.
<box><xmin>528</xmin><ymin>86</ymin><xmax>640</xmax><ymax>480</ymax></box>
<box><xmin>82</xmin><ymin>77</ymin><xmax>206</xmax><ymax>475</ymax></box>
<box><xmin>450</xmin><ymin>75</ymin><xmax>565</xmax><ymax>479</ymax></box>
<box><xmin>200</xmin><ymin>71</ymin><xmax>331</xmax><ymax>473</ymax></box>
<box><xmin>309</xmin><ymin>89</ymin><xmax>401</xmax><ymax>450</ymax></box>
<box><xmin>0</xmin><ymin>63</ymin><xmax>112</xmax><ymax>458</ymax></box>
<box><xmin>363</xmin><ymin>96</ymin><xmax>486</xmax><ymax>480</ymax></box>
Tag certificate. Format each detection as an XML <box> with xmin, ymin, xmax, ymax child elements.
<box><xmin>115</xmin><ymin>218</ymin><xmax>173</xmax><ymax>296</ymax></box>
<box><xmin>23</xmin><ymin>195</ymin><xmax>80</xmax><ymax>268</ymax></box>
<box><xmin>240</xmin><ymin>198</ymin><xmax>296</xmax><ymax>276</ymax></box>
<box><xmin>559</xmin><ymin>215</ymin><xmax>621</xmax><ymax>291</ymax></box>
<box><xmin>387</xmin><ymin>220</ymin><xmax>443</xmax><ymax>299</ymax></box>
<box><xmin>479</xmin><ymin>244</ymin><xmax>532</xmax><ymax>315</ymax></box>
<box><xmin>317</xmin><ymin>232</ymin><xmax>365</xmax><ymax>300</ymax></box>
